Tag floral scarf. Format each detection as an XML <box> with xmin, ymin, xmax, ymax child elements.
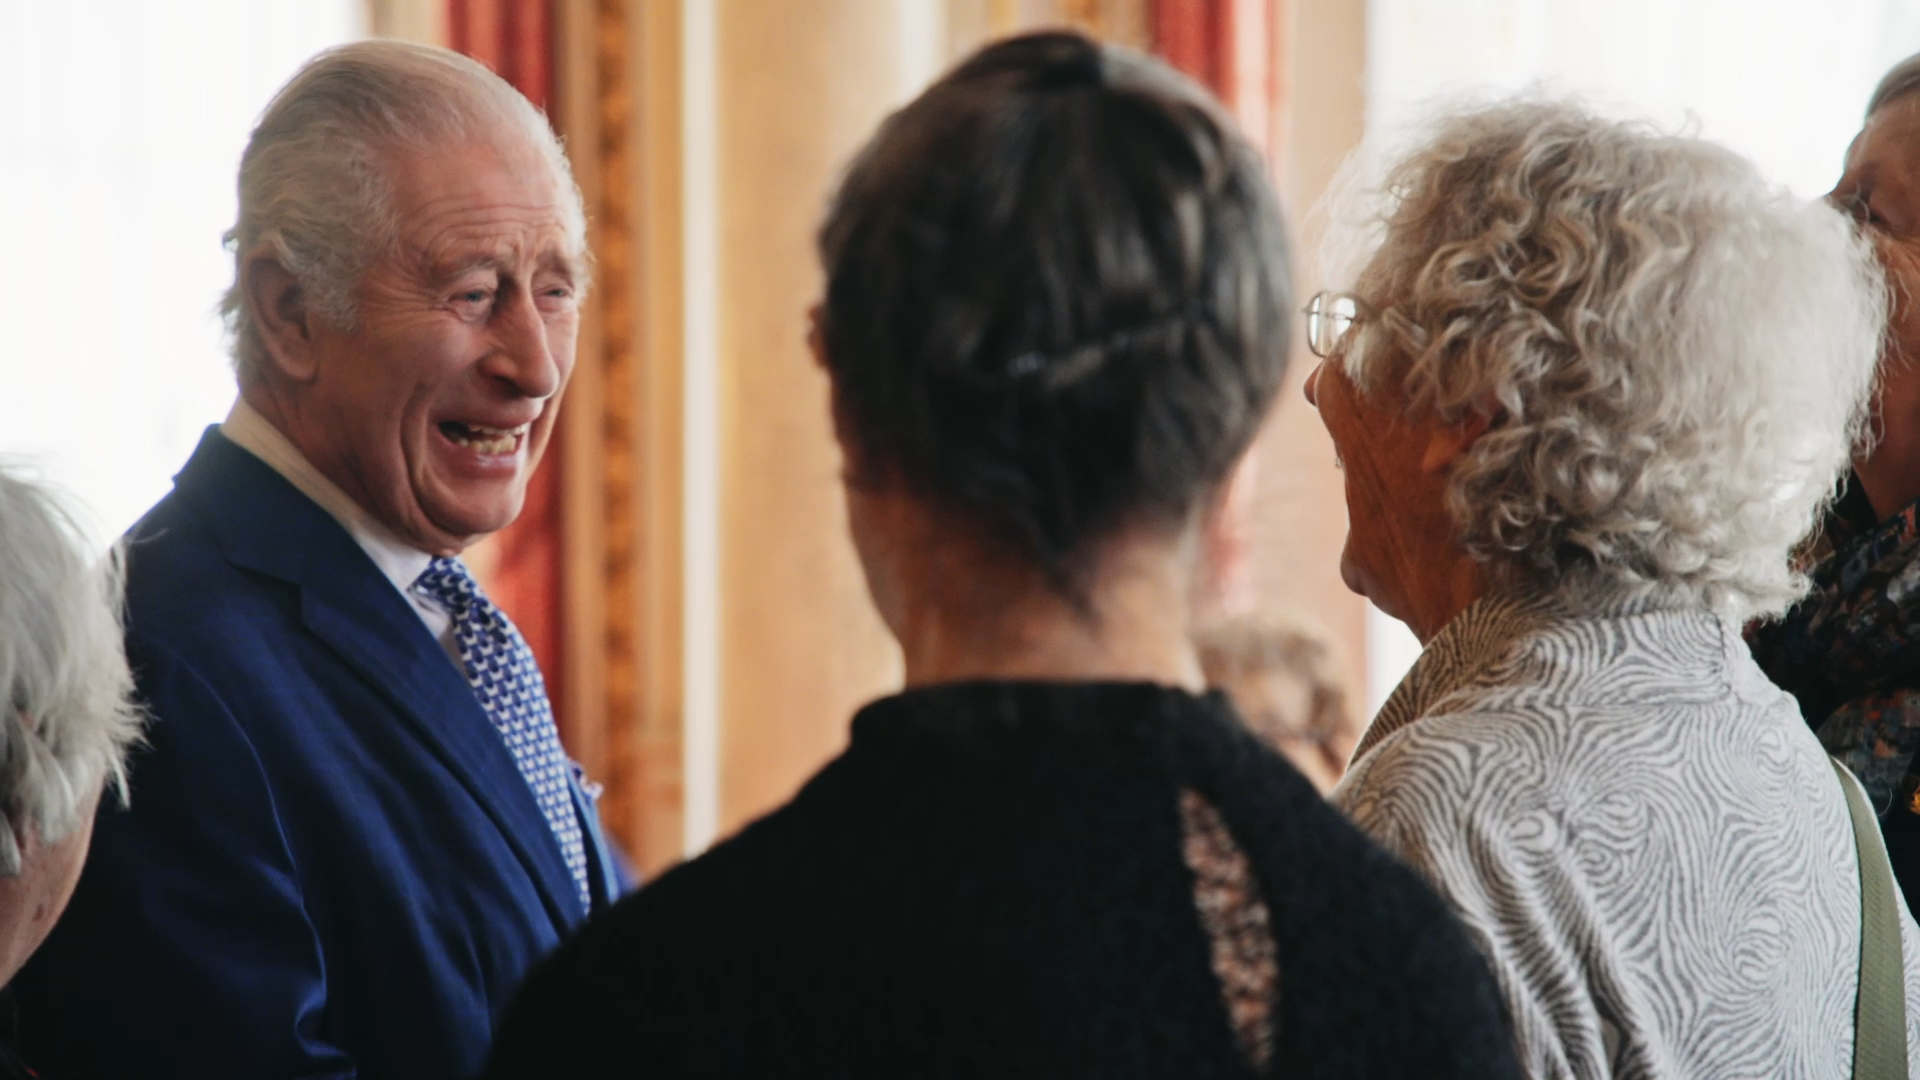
<box><xmin>1750</xmin><ymin>480</ymin><xmax>1920</xmax><ymax>813</ymax></box>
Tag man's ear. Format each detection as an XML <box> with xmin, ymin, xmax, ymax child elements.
<box><xmin>243</xmin><ymin>253</ymin><xmax>321</xmax><ymax>382</ymax></box>
<box><xmin>1420</xmin><ymin>407</ymin><xmax>1495</xmax><ymax>474</ymax></box>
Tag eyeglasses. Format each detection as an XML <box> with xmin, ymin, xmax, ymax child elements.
<box><xmin>1303</xmin><ymin>291</ymin><xmax>1367</xmax><ymax>359</ymax></box>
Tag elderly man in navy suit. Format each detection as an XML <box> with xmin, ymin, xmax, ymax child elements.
<box><xmin>15</xmin><ymin>41</ymin><xmax>621</xmax><ymax>1080</ymax></box>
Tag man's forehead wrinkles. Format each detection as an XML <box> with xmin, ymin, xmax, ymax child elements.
<box><xmin>407</xmin><ymin>207</ymin><xmax>570</xmax><ymax>245</ymax></box>
<box><xmin>407</xmin><ymin>190</ymin><xmax>566</xmax><ymax>218</ymax></box>
<box><xmin>410</xmin><ymin>219</ymin><xmax>576</xmax><ymax>270</ymax></box>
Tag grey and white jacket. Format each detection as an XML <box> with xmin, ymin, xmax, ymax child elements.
<box><xmin>1334</xmin><ymin>591</ymin><xmax>1920</xmax><ymax>1079</ymax></box>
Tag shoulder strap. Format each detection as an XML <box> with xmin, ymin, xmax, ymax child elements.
<box><xmin>1831</xmin><ymin>756</ymin><xmax>1910</xmax><ymax>1080</ymax></box>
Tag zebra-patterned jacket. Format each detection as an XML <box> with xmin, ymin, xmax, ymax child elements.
<box><xmin>1334</xmin><ymin>591</ymin><xmax>1920</xmax><ymax>1080</ymax></box>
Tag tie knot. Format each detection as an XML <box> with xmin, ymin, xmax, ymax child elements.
<box><xmin>412</xmin><ymin>556</ymin><xmax>483</xmax><ymax>612</ymax></box>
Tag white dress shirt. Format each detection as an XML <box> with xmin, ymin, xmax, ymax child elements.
<box><xmin>221</xmin><ymin>398</ymin><xmax>461</xmax><ymax>666</ymax></box>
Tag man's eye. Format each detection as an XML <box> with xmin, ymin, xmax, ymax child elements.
<box><xmin>459</xmin><ymin>290</ymin><xmax>492</xmax><ymax>305</ymax></box>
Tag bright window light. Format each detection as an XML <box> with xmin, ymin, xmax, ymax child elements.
<box><xmin>0</xmin><ymin>2</ymin><xmax>363</xmax><ymax>549</ymax></box>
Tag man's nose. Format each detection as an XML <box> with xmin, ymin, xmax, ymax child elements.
<box><xmin>486</xmin><ymin>288</ymin><xmax>562</xmax><ymax>399</ymax></box>
<box><xmin>1303</xmin><ymin>361</ymin><xmax>1323</xmax><ymax>407</ymax></box>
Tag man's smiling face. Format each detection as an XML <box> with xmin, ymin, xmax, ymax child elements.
<box><xmin>286</xmin><ymin>136</ymin><xmax>584</xmax><ymax>554</ymax></box>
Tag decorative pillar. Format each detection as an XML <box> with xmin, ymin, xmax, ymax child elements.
<box><xmin>545</xmin><ymin>0</ymin><xmax>690</xmax><ymax>874</ymax></box>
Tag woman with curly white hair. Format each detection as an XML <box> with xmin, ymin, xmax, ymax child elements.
<box><xmin>1305</xmin><ymin>96</ymin><xmax>1920</xmax><ymax>1078</ymax></box>
<box><xmin>0</xmin><ymin>465</ymin><xmax>142</xmax><ymax>1076</ymax></box>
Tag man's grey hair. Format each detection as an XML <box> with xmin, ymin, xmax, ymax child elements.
<box><xmin>1320</xmin><ymin>96</ymin><xmax>1884</xmax><ymax>620</ymax></box>
<box><xmin>1868</xmin><ymin>52</ymin><xmax>1920</xmax><ymax>117</ymax></box>
<box><xmin>0</xmin><ymin>466</ymin><xmax>143</xmax><ymax>875</ymax></box>
<box><xmin>220</xmin><ymin>40</ymin><xmax>588</xmax><ymax>378</ymax></box>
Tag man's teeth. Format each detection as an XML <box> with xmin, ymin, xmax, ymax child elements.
<box><xmin>443</xmin><ymin>422</ymin><xmax>527</xmax><ymax>454</ymax></box>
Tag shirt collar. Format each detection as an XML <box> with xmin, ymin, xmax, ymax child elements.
<box><xmin>1353</xmin><ymin>586</ymin><xmax>1754</xmax><ymax>767</ymax></box>
<box><xmin>1351</xmin><ymin>591</ymin><xmax>1549</xmax><ymax>765</ymax></box>
<box><xmin>221</xmin><ymin>398</ymin><xmax>433</xmax><ymax>596</ymax></box>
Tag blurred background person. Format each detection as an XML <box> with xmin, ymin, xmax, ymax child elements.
<box><xmin>14</xmin><ymin>42</ymin><xmax>623</xmax><ymax>1080</ymax></box>
<box><xmin>483</xmin><ymin>32</ymin><xmax>1519</xmax><ymax>1080</ymax></box>
<box><xmin>1751</xmin><ymin>51</ymin><xmax>1920</xmax><ymax>913</ymax></box>
<box><xmin>1195</xmin><ymin>616</ymin><xmax>1358</xmax><ymax>794</ymax></box>
<box><xmin>1308</xmin><ymin>97</ymin><xmax>1919</xmax><ymax>1075</ymax></box>
<box><xmin>0</xmin><ymin>465</ymin><xmax>143</xmax><ymax>1078</ymax></box>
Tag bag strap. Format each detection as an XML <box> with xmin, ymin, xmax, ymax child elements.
<box><xmin>1831</xmin><ymin>756</ymin><xmax>1910</xmax><ymax>1080</ymax></box>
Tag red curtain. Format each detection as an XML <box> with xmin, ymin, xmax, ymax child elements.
<box><xmin>1150</xmin><ymin>0</ymin><xmax>1279</xmax><ymax>163</ymax></box>
<box><xmin>449</xmin><ymin>0</ymin><xmax>552</xmax><ymax>107</ymax></box>
<box><xmin>1152</xmin><ymin>0</ymin><xmax>1229</xmax><ymax>93</ymax></box>
<box><xmin>446</xmin><ymin>0</ymin><xmax>569</xmax><ymax>732</ymax></box>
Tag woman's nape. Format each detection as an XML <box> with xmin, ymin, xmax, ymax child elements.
<box><xmin>808</xmin><ymin>298</ymin><xmax>1220</xmax><ymax>693</ymax></box>
<box><xmin>837</xmin><ymin>458</ymin><xmax>1212</xmax><ymax>693</ymax></box>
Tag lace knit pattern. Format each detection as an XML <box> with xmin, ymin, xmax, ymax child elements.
<box><xmin>1179</xmin><ymin>788</ymin><xmax>1278</xmax><ymax>1072</ymax></box>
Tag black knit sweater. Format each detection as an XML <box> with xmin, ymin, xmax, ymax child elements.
<box><xmin>483</xmin><ymin>682</ymin><xmax>1519</xmax><ymax>1079</ymax></box>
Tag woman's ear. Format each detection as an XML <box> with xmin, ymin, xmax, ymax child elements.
<box><xmin>806</xmin><ymin>303</ymin><xmax>828</xmax><ymax>371</ymax></box>
<box><xmin>813</xmin><ymin>306</ymin><xmax>869</xmax><ymax>483</ymax></box>
<box><xmin>244</xmin><ymin>252</ymin><xmax>321</xmax><ymax>383</ymax></box>
<box><xmin>1420</xmin><ymin>405</ymin><xmax>1496</xmax><ymax>474</ymax></box>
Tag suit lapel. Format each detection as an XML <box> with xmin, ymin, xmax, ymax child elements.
<box><xmin>170</xmin><ymin>428</ymin><xmax>585</xmax><ymax>931</ymax></box>
<box><xmin>301</xmin><ymin>590</ymin><xmax>584</xmax><ymax>930</ymax></box>
<box><xmin>569</xmin><ymin>773</ymin><xmax>628</xmax><ymax>906</ymax></box>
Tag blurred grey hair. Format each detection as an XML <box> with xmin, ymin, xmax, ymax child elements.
<box><xmin>1868</xmin><ymin>52</ymin><xmax>1920</xmax><ymax>117</ymax></box>
<box><xmin>0</xmin><ymin>466</ymin><xmax>142</xmax><ymax>876</ymax></box>
<box><xmin>220</xmin><ymin>39</ymin><xmax>588</xmax><ymax>378</ymax></box>
<box><xmin>1320</xmin><ymin>96</ymin><xmax>1885</xmax><ymax>620</ymax></box>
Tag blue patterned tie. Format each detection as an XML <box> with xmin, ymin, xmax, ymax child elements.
<box><xmin>413</xmin><ymin>557</ymin><xmax>590</xmax><ymax>914</ymax></box>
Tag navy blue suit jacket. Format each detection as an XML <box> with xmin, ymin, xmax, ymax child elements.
<box><xmin>16</xmin><ymin>429</ymin><xmax>623</xmax><ymax>1079</ymax></box>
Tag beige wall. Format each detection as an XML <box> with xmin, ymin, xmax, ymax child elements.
<box><xmin>711</xmin><ymin>0</ymin><xmax>909</xmax><ymax>837</ymax></box>
<box><xmin>1238</xmin><ymin>0</ymin><xmax>1370</xmax><ymax>710</ymax></box>
<box><xmin>363</xmin><ymin>0</ymin><xmax>446</xmax><ymax>44</ymax></box>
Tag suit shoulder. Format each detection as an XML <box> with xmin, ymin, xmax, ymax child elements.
<box><xmin>121</xmin><ymin>491</ymin><xmax>293</xmax><ymax>650</ymax></box>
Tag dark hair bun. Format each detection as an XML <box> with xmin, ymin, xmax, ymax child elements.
<box><xmin>817</xmin><ymin>30</ymin><xmax>1292</xmax><ymax>594</ymax></box>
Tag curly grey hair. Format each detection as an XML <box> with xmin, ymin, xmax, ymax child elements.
<box><xmin>1321</xmin><ymin>97</ymin><xmax>1884</xmax><ymax>618</ymax></box>
<box><xmin>221</xmin><ymin>40</ymin><xmax>588</xmax><ymax>379</ymax></box>
<box><xmin>0</xmin><ymin>466</ymin><xmax>143</xmax><ymax>875</ymax></box>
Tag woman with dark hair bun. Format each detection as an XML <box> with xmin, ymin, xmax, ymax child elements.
<box><xmin>484</xmin><ymin>32</ymin><xmax>1518</xmax><ymax>1079</ymax></box>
